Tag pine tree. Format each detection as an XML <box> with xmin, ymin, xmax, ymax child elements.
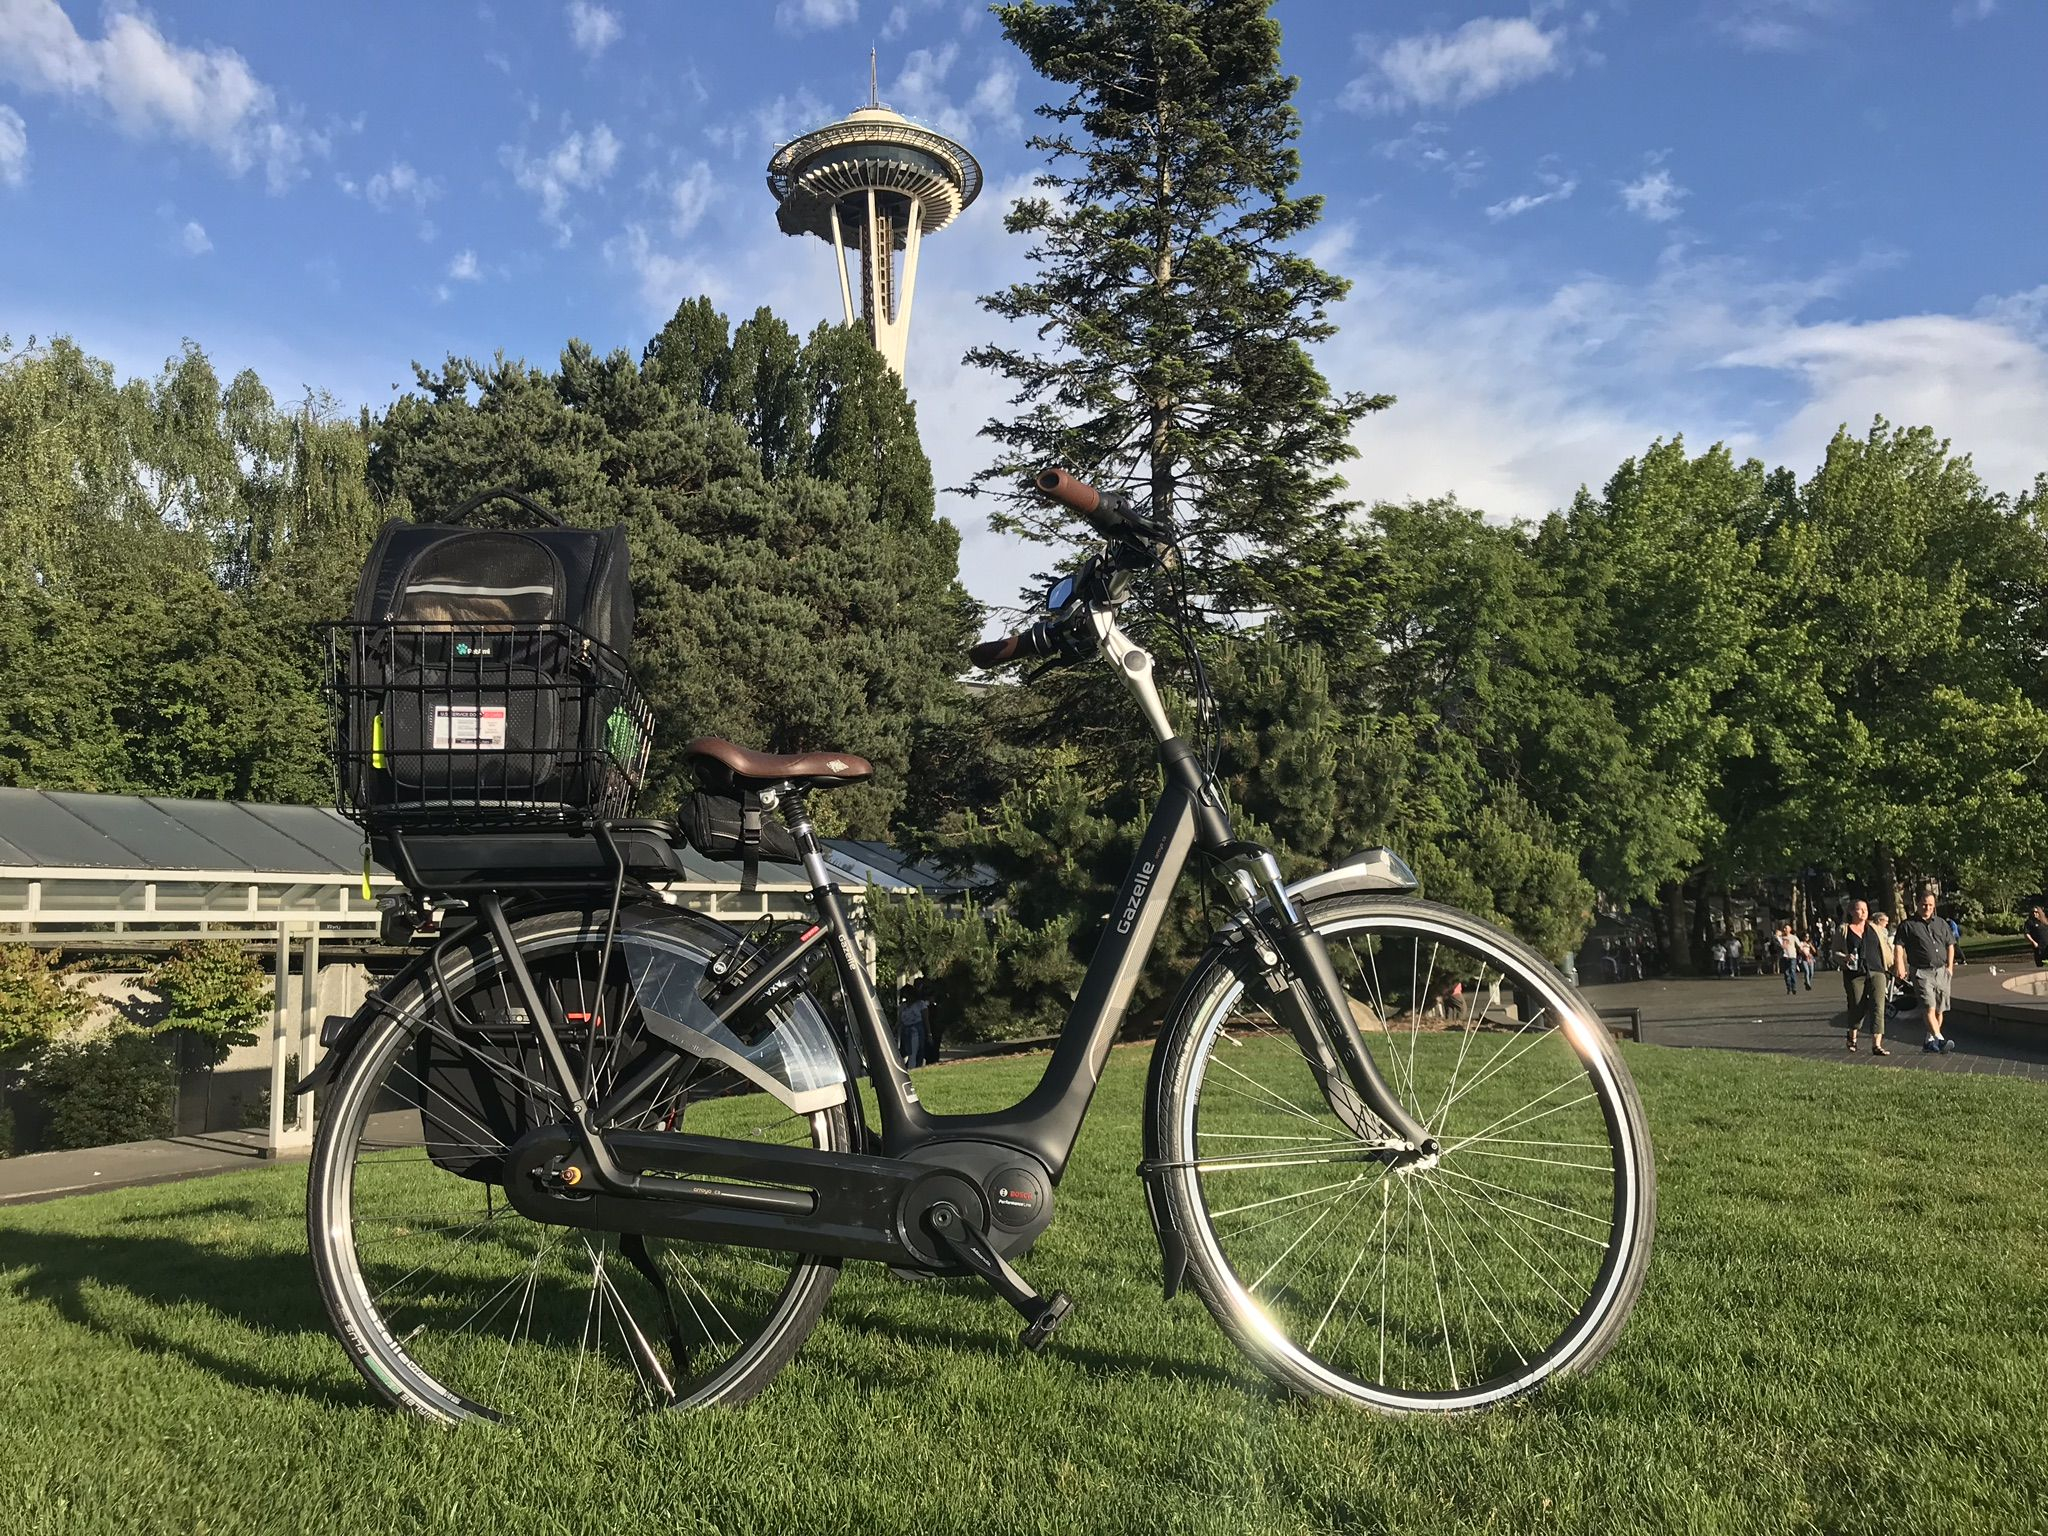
<box><xmin>969</xmin><ymin>0</ymin><xmax>1390</xmax><ymax>611</ymax></box>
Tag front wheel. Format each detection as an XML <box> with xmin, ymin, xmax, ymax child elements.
<box><xmin>1156</xmin><ymin>895</ymin><xmax>1654</xmax><ymax>1412</ymax></box>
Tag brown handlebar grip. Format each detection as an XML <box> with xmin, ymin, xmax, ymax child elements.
<box><xmin>1034</xmin><ymin>467</ymin><xmax>1101</xmax><ymax>515</ymax></box>
<box><xmin>969</xmin><ymin>633</ymin><xmax>1026</xmax><ymax>667</ymax></box>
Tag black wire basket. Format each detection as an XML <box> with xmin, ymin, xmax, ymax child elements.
<box><xmin>325</xmin><ymin>622</ymin><xmax>653</xmax><ymax>831</ymax></box>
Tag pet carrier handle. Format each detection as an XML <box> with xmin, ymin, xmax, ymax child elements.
<box><xmin>439</xmin><ymin>485</ymin><xmax>567</xmax><ymax>528</ymax></box>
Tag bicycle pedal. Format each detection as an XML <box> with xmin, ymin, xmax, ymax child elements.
<box><xmin>1019</xmin><ymin>1291</ymin><xmax>1075</xmax><ymax>1353</ymax></box>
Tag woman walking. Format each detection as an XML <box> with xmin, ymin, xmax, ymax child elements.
<box><xmin>1831</xmin><ymin>900</ymin><xmax>1890</xmax><ymax>1054</ymax></box>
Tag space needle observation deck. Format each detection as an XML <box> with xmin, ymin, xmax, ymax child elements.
<box><xmin>766</xmin><ymin>74</ymin><xmax>982</xmax><ymax>377</ymax></box>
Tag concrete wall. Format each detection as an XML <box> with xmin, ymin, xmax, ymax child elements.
<box><xmin>5</xmin><ymin>960</ymin><xmax>375</xmax><ymax>1149</ymax></box>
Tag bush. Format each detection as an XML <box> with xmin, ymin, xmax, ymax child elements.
<box><xmin>0</xmin><ymin>946</ymin><xmax>95</xmax><ymax>1059</ymax></box>
<box><xmin>1976</xmin><ymin>911</ymin><xmax>2025</xmax><ymax>935</ymax></box>
<box><xmin>31</xmin><ymin>1029</ymin><xmax>175</xmax><ymax>1151</ymax></box>
<box><xmin>146</xmin><ymin>941</ymin><xmax>270</xmax><ymax>1060</ymax></box>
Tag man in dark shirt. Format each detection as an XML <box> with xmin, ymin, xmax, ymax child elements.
<box><xmin>2025</xmin><ymin>904</ymin><xmax>2048</xmax><ymax>969</ymax></box>
<box><xmin>1830</xmin><ymin>899</ymin><xmax>1890</xmax><ymax>1055</ymax></box>
<box><xmin>1898</xmin><ymin>889</ymin><xmax>1958</xmax><ymax>1052</ymax></box>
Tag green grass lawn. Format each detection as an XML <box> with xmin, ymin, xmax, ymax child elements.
<box><xmin>1</xmin><ymin>1044</ymin><xmax>2044</xmax><ymax>1536</ymax></box>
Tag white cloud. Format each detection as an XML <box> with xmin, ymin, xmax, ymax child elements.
<box><xmin>1725</xmin><ymin>311</ymin><xmax>2048</xmax><ymax>494</ymax></box>
<box><xmin>885</xmin><ymin>44</ymin><xmax>1020</xmax><ymax>141</ymax></box>
<box><xmin>1309</xmin><ymin>249</ymin><xmax>2048</xmax><ymax>545</ymax></box>
<box><xmin>1377</xmin><ymin>123</ymin><xmax>1487</xmax><ymax>188</ymax></box>
<box><xmin>0</xmin><ymin>0</ymin><xmax>314</xmax><ymax>189</ymax></box>
<box><xmin>1486</xmin><ymin>174</ymin><xmax>1576</xmax><ymax>221</ymax></box>
<box><xmin>776</xmin><ymin>0</ymin><xmax>858</xmax><ymax>35</ymax></box>
<box><xmin>1343</xmin><ymin>17</ymin><xmax>1569</xmax><ymax>115</ymax></box>
<box><xmin>1712</xmin><ymin>0</ymin><xmax>1855</xmax><ymax>53</ymax></box>
<box><xmin>433</xmin><ymin>247</ymin><xmax>480</xmax><ymax>301</ymax></box>
<box><xmin>364</xmin><ymin>160</ymin><xmax>438</xmax><ymax>210</ymax></box>
<box><xmin>179</xmin><ymin>218</ymin><xmax>209</xmax><ymax>254</ymax></box>
<box><xmin>666</xmin><ymin>159</ymin><xmax>715</xmax><ymax>238</ymax></box>
<box><xmin>0</xmin><ymin>103</ymin><xmax>24</xmax><ymax>185</ymax></box>
<box><xmin>882</xmin><ymin>4</ymin><xmax>910</xmax><ymax>39</ymax></box>
<box><xmin>1953</xmin><ymin>0</ymin><xmax>1996</xmax><ymax>19</ymax></box>
<box><xmin>503</xmin><ymin>120</ymin><xmax>620</xmax><ymax>241</ymax></box>
<box><xmin>1976</xmin><ymin>284</ymin><xmax>2048</xmax><ymax>343</ymax></box>
<box><xmin>566</xmin><ymin>1</ymin><xmax>620</xmax><ymax>57</ymax></box>
<box><xmin>604</xmin><ymin>221</ymin><xmax>731</xmax><ymax>317</ymax></box>
<box><xmin>966</xmin><ymin>62</ymin><xmax>1020</xmax><ymax>136</ymax></box>
<box><xmin>711</xmin><ymin>88</ymin><xmax>830</xmax><ymax>157</ymax></box>
<box><xmin>1620</xmin><ymin>167</ymin><xmax>1686</xmax><ymax>222</ymax></box>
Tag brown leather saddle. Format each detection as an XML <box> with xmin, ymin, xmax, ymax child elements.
<box><xmin>685</xmin><ymin>736</ymin><xmax>873</xmax><ymax>790</ymax></box>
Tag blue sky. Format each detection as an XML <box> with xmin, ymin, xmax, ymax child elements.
<box><xmin>4</xmin><ymin>0</ymin><xmax>2045</xmax><ymax>612</ymax></box>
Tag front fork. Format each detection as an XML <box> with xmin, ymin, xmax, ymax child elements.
<box><xmin>1227</xmin><ymin>853</ymin><xmax>1437</xmax><ymax>1155</ymax></box>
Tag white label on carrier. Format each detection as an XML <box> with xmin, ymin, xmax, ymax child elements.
<box><xmin>432</xmin><ymin>705</ymin><xmax>507</xmax><ymax>750</ymax></box>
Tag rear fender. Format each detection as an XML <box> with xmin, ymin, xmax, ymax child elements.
<box><xmin>293</xmin><ymin>902</ymin><xmax>799</xmax><ymax>1100</ymax></box>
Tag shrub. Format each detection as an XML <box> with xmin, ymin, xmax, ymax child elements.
<box><xmin>146</xmin><ymin>941</ymin><xmax>270</xmax><ymax>1059</ymax></box>
<box><xmin>0</xmin><ymin>946</ymin><xmax>95</xmax><ymax>1060</ymax></box>
<box><xmin>31</xmin><ymin>1030</ymin><xmax>175</xmax><ymax>1151</ymax></box>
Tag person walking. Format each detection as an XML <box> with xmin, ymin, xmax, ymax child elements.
<box><xmin>896</xmin><ymin>979</ymin><xmax>931</xmax><ymax>1069</ymax></box>
<box><xmin>1898</xmin><ymin>889</ymin><xmax>1959</xmax><ymax>1053</ymax></box>
<box><xmin>1831</xmin><ymin>900</ymin><xmax>1890</xmax><ymax>1054</ymax></box>
<box><xmin>1774</xmin><ymin>922</ymin><xmax>1800</xmax><ymax>995</ymax></box>
<box><xmin>1796</xmin><ymin>931</ymin><xmax>1817</xmax><ymax>990</ymax></box>
<box><xmin>2026</xmin><ymin>903</ymin><xmax>2048</xmax><ymax>969</ymax></box>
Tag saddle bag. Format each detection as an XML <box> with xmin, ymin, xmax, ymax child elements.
<box><xmin>677</xmin><ymin>791</ymin><xmax>804</xmax><ymax>865</ymax></box>
<box><xmin>332</xmin><ymin>487</ymin><xmax>650</xmax><ymax>828</ymax></box>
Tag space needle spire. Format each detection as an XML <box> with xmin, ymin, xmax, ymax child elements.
<box><xmin>765</xmin><ymin>56</ymin><xmax>982</xmax><ymax>376</ymax></box>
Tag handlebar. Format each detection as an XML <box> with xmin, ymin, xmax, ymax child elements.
<box><xmin>968</xmin><ymin>620</ymin><xmax>1059</xmax><ymax>669</ymax></box>
<box><xmin>1032</xmin><ymin>468</ymin><xmax>1164</xmax><ymax>542</ymax></box>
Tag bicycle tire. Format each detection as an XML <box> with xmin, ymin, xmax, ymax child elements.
<box><xmin>1155</xmin><ymin>894</ymin><xmax>1655</xmax><ymax>1412</ymax></box>
<box><xmin>308</xmin><ymin>905</ymin><xmax>853</xmax><ymax>1423</ymax></box>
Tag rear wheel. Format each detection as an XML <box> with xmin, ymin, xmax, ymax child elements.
<box><xmin>1157</xmin><ymin>895</ymin><xmax>1654</xmax><ymax>1412</ymax></box>
<box><xmin>308</xmin><ymin>908</ymin><xmax>853</xmax><ymax>1423</ymax></box>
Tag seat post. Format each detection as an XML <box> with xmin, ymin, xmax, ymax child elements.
<box><xmin>770</xmin><ymin>786</ymin><xmax>927</xmax><ymax>1148</ymax></box>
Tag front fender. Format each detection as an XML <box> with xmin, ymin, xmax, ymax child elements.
<box><xmin>1137</xmin><ymin>847</ymin><xmax>1419</xmax><ymax>1297</ymax></box>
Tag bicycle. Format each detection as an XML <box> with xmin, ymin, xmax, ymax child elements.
<box><xmin>303</xmin><ymin>468</ymin><xmax>1655</xmax><ymax>1421</ymax></box>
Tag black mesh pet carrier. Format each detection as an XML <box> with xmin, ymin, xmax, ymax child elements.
<box><xmin>330</xmin><ymin>487</ymin><xmax>651</xmax><ymax>829</ymax></box>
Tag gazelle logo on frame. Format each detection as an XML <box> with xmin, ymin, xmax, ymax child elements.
<box><xmin>1117</xmin><ymin>859</ymin><xmax>1158</xmax><ymax>934</ymax></box>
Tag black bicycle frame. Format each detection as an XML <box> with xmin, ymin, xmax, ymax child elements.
<box><xmin>495</xmin><ymin>614</ymin><xmax>1431</xmax><ymax>1264</ymax></box>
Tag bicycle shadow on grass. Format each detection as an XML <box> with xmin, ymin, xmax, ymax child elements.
<box><xmin>822</xmin><ymin>1284</ymin><xmax>1249</xmax><ymax>1392</ymax></box>
<box><xmin>0</xmin><ymin>1199</ymin><xmax>380</xmax><ymax>1410</ymax></box>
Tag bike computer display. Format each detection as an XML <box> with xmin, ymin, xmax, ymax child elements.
<box><xmin>1045</xmin><ymin>574</ymin><xmax>1075</xmax><ymax>612</ymax></box>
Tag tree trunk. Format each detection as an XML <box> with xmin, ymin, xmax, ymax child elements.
<box><xmin>1689</xmin><ymin>875</ymin><xmax>1713</xmax><ymax>973</ymax></box>
<box><xmin>1661</xmin><ymin>878</ymin><xmax>1688</xmax><ymax>974</ymax></box>
<box><xmin>1873</xmin><ymin>842</ymin><xmax>1901</xmax><ymax>919</ymax></box>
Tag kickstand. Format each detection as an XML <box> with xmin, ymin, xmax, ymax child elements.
<box><xmin>619</xmin><ymin>1232</ymin><xmax>693</xmax><ymax>1392</ymax></box>
<box><xmin>923</xmin><ymin>1202</ymin><xmax>1075</xmax><ymax>1353</ymax></box>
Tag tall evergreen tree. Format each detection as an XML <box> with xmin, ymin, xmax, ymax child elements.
<box><xmin>969</xmin><ymin>0</ymin><xmax>1390</xmax><ymax>610</ymax></box>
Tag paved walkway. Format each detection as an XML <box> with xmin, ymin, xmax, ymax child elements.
<box><xmin>0</xmin><ymin>1129</ymin><xmax>300</xmax><ymax>1207</ymax></box>
<box><xmin>1583</xmin><ymin>962</ymin><xmax>2048</xmax><ymax>1080</ymax></box>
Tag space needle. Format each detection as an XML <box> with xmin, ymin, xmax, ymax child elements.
<box><xmin>766</xmin><ymin>56</ymin><xmax>982</xmax><ymax>376</ymax></box>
